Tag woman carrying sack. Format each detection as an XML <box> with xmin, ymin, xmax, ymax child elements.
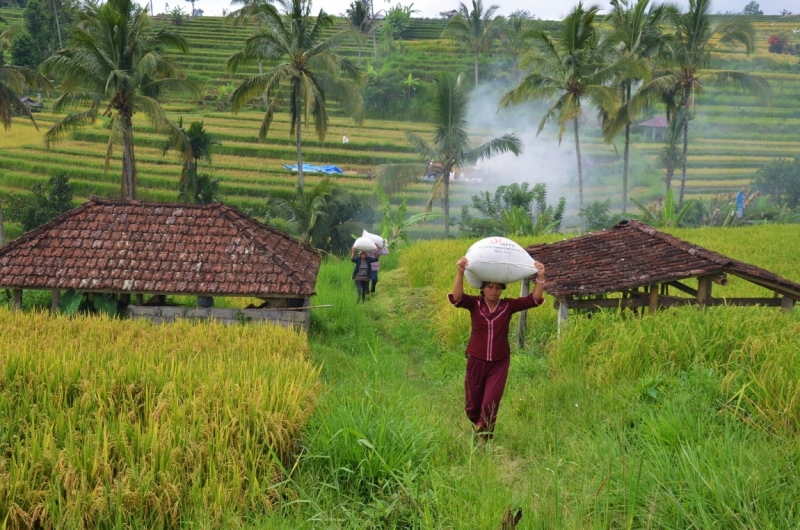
<box><xmin>448</xmin><ymin>256</ymin><xmax>547</xmax><ymax>438</ymax></box>
<box><xmin>351</xmin><ymin>247</ymin><xmax>378</xmax><ymax>303</ymax></box>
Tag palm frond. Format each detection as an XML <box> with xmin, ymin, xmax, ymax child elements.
<box><xmin>463</xmin><ymin>134</ymin><xmax>523</xmax><ymax>165</ymax></box>
<box><xmin>405</xmin><ymin>132</ymin><xmax>436</xmax><ymax>160</ymax></box>
<box><xmin>700</xmin><ymin>69</ymin><xmax>770</xmax><ymax>104</ymax></box>
<box><xmin>45</xmin><ymin>107</ymin><xmax>99</xmax><ymax>147</ymax></box>
<box><xmin>377</xmin><ymin>163</ymin><xmax>428</xmax><ymax>194</ymax></box>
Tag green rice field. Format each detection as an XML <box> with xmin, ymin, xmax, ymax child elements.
<box><xmin>1</xmin><ymin>12</ymin><xmax>799</xmax><ymax>233</ymax></box>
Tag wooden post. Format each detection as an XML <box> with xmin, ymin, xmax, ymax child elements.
<box><xmin>782</xmin><ymin>296</ymin><xmax>795</xmax><ymax>312</ymax></box>
<box><xmin>557</xmin><ymin>297</ymin><xmax>569</xmax><ymax>337</ymax></box>
<box><xmin>12</xmin><ymin>289</ymin><xmax>22</xmax><ymax>311</ymax></box>
<box><xmin>135</xmin><ymin>293</ymin><xmax>144</xmax><ymax>305</ymax></box>
<box><xmin>51</xmin><ymin>290</ymin><xmax>60</xmax><ymax>314</ymax></box>
<box><xmin>649</xmin><ymin>285</ymin><xmax>659</xmax><ymax>315</ymax></box>
<box><xmin>697</xmin><ymin>277</ymin><xmax>711</xmax><ymax>309</ymax></box>
<box><xmin>517</xmin><ymin>278</ymin><xmax>530</xmax><ymax>349</ymax></box>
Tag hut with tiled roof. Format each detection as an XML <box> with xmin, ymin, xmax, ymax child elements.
<box><xmin>638</xmin><ymin>116</ymin><xmax>669</xmax><ymax>141</ymax></box>
<box><xmin>0</xmin><ymin>197</ymin><xmax>321</xmax><ymax>328</ymax></box>
<box><xmin>526</xmin><ymin>220</ymin><xmax>799</xmax><ymax>327</ymax></box>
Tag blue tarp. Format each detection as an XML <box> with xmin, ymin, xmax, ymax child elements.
<box><xmin>283</xmin><ymin>163</ymin><xmax>344</xmax><ymax>174</ymax></box>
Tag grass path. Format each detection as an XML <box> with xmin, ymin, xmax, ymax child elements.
<box><xmin>267</xmin><ymin>240</ymin><xmax>800</xmax><ymax>529</ymax></box>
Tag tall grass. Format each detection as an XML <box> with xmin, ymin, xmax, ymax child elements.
<box><xmin>288</xmin><ymin>235</ymin><xmax>800</xmax><ymax>529</ymax></box>
<box><xmin>0</xmin><ymin>309</ymin><xmax>320</xmax><ymax>528</ymax></box>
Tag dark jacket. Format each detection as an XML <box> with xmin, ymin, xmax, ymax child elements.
<box><xmin>352</xmin><ymin>256</ymin><xmax>378</xmax><ymax>280</ymax></box>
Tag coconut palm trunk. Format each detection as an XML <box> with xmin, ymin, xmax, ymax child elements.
<box><xmin>665</xmin><ymin>162</ymin><xmax>674</xmax><ymax>193</ymax></box>
<box><xmin>679</xmin><ymin>88</ymin><xmax>690</xmax><ymax>207</ymax></box>
<box><xmin>444</xmin><ymin>165</ymin><xmax>452</xmax><ymax>236</ymax></box>
<box><xmin>121</xmin><ymin>114</ymin><xmax>137</xmax><ymax>200</ymax></box>
<box><xmin>622</xmin><ymin>83</ymin><xmax>631</xmax><ymax>214</ymax></box>
<box><xmin>474</xmin><ymin>53</ymin><xmax>479</xmax><ymax>85</ymax></box>
<box><xmin>0</xmin><ymin>200</ymin><xmax>5</xmax><ymax>247</ymax></box>
<box><xmin>573</xmin><ymin>117</ymin><xmax>584</xmax><ymax>218</ymax></box>
<box><xmin>296</xmin><ymin>103</ymin><xmax>304</xmax><ymax>192</ymax></box>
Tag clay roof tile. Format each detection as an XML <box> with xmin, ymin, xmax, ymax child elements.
<box><xmin>0</xmin><ymin>197</ymin><xmax>321</xmax><ymax>297</ymax></box>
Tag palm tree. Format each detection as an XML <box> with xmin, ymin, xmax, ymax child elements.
<box><xmin>42</xmin><ymin>0</ymin><xmax>195</xmax><ymax>200</ymax></box>
<box><xmin>443</xmin><ymin>0</ymin><xmax>500</xmax><ymax>85</ymax></box>
<box><xmin>661</xmin><ymin>0</ymin><xmax>769</xmax><ymax>206</ymax></box>
<box><xmin>225</xmin><ymin>0</ymin><xmax>278</xmax><ymax>107</ymax></box>
<box><xmin>602</xmin><ymin>0</ymin><xmax>667</xmax><ymax>214</ymax></box>
<box><xmin>376</xmin><ymin>185</ymin><xmax>440</xmax><ymax>249</ymax></box>
<box><xmin>500</xmin><ymin>3</ymin><xmax>647</xmax><ymax>218</ymax></box>
<box><xmin>266</xmin><ymin>178</ymin><xmax>365</xmax><ymax>252</ymax></box>
<box><xmin>500</xmin><ymin>12</ymin><xmax>531</xmax><ymax>77</ymax></box>
<box><xmin>378</xmin><ymin>72</ymin><xmax>522</xmax><ymax>236</ymax></box>
<box><xmin>658</xmin><ymin>107</ymin><xmax>687</xmax><ymax>194</ymax></box>
<box><xmin>346</xmin><ymin>0</ymin><xmax>376</xmax><ymax>65</ymax></box>
<box><xmin>163</xmin><ymin>118</ymin><xmax>221</xmax><ymax>203</ymax></box>
<box><xmin>227</xmin><ymin>0</ymin><xmax>363</xmax><ymax>193</ymax></box>
<box><xmin>0</xmin><ymin>21</ymin><xmax>52</xmax><ymax>131</ymax></box>
<box><xmin>0</xmin><ymin>19</ymin><xmax>53</xmax><ymax>247</ymax></box>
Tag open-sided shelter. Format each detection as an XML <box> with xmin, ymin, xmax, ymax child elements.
<box><xmin>526</xmin><ymin>220</ymin><xmax>799</xmax><ymax>328</ymax></box>
<box><xmin>0</xmin><ymin>197</ymin><xmax>321</xmax><ymax>329</ymax></box>
<box><xmin>638</xmin><ymin>116</ymin><xmax>669</xmax><ymax>141</ymax></box>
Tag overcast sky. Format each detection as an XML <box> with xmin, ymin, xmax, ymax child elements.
<box><xmin>174</xmin><ymin>0</ymin><xmax>793</xmax><ymax>19</ymax></box>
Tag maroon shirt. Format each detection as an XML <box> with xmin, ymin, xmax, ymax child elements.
<box><xmin>448</xmin><ymin>293</ymin><xmax>545</xmax><ymax>362</ymax></box>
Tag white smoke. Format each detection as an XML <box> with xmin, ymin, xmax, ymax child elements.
<box><xmin>462</xmin><ymin>83</ymin><xmax>612</xmax><ymax>226</ymax></box>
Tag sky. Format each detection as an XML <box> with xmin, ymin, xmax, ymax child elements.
<box><xmin>171</xmin><ymin>0</ymin><xmax>793</xmax><ymax>19</ymax></box>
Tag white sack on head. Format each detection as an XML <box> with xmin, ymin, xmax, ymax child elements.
<box><xmin>353</xmin><ymin>236</ymin><xmax>378</xmax><ymax>252</ymax></box>
<box><xmin>464</xmin><ymin>237</ymin><xmax>538</xmax><ymax>289</ymax></box>
<box><xmin>362</xmin><ymin>230</ymin><xmax>385</xmax><ymax>249</ymax></box>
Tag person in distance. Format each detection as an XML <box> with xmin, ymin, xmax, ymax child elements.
<box><xmin>351</xmin><ymin>247</ymin><xmax>378</xmax><ymax>303</ymax></box>
<box><xmin>449</xmin><ymin>256</ymin><xmax>547</xmax><ymax>438</ymax></box>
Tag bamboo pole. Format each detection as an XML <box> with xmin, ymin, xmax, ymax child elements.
<box><xmin>517</xmin><ymin>278</ymin><xmax>530</xmax><ymax>349</ymax></box>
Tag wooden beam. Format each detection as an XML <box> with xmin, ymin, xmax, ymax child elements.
<box><xmin>557</xmin><ymin>297</ymin><xmax>569</xmax><ymax>337</ymax></box>
<box><xmin>12</xmin><ymin>289</ymin><xmax>22</xmax><ymax>311</ymax></box>
<box><xmin>649</xmin><ymin>285</ymin><xmax>659</xmax><ymax>315</ymax></box>
<box><xmin>51</xmin><ymin>290</ymin><xmax>60</xmax><ymax>314</ymax></box>
<box><xmin>517</xmin><ymin>279</ymin><xmax>530</xmax><ymax>349</ymax></box>
<box><xmin>697</xmin><ymin>276</ymin><xmax>711</xmax><ymax>309</ymax></box>
<box><xmin>565</xmin><ymin>297</ymin><xmax>650</xmax><ymax>310</ymax></box>
<box><xmin>668</xmin><ymin>281</ymin><xmax>698</xmax><ymax>297</ymax></box>
<box><xmin>135</xmin><ymin>293</ymin><xmax>144</xmax><ymax>305</ymax></box>
<box><xmin>781</xmin><ymin>297</ymin><xmax>795</xmax><ymax>312</ymax></box>
<box><xmin>727</xmin><ymin>271</ymin><xmax>800</xmax><ymax>301</ymax></box>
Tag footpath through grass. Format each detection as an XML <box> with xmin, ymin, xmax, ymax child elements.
<box><xmin>276</xmin><ymin>227</ymin><xmax>800</xmax><ymax>529</ymax></box>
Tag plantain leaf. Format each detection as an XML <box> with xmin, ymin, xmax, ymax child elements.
<box><xmin>59</xmin><ymin>290</ymin><xmax>83</xmax><ymax>316</ymax></box>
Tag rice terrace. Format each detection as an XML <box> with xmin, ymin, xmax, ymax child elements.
<box><xmin>1</xmin><ymin>0</ymin><xmax>800</xmax><ymax>525</ymax></box>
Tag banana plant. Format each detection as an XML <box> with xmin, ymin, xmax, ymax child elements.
<box><xmin>401</xmin><ymin>73</ymin><xmax>420</xmax><ymax>97</ymax></box>
<box><xmin>630</xmin><ymin>189</ymin><xmax>694</xmax><ymax>228</ymax></box>
<box><xmin>376</xmin><ymin>186</ymin><xmax>440</xmax><ymax>249</ymax></box>
<box><xmin>502</xmin><ymin>205</ymin><xmax>562</xmax><ymax>236</ymax></box>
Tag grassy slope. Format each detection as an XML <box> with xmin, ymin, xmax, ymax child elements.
<box><xmin>1</xmin><ymin>13</ymin><xmax>799</xmax><ymax>237</ymax></box>
<box><xmin>243</xmin><ymin>225</ymin><xmax>800</xmax><ymax>528</ymax></box>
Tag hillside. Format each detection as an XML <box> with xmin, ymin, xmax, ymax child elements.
<box><xmin>1</xmin><ymin>11</ymin><xmax>799</xmax><ymax>234</ymax></box>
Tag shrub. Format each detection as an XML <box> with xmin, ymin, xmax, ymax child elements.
<box><xmin>753</xmin><ymin>156</ymin><xmax>800</xmax><ymax>209</ymax></box>
<box><xmin>5</xmin><ymin>172</ymin><xmax>74</xmax><ymax>231</ymax></box>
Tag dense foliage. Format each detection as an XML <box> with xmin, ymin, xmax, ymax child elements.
<box><xmin>5</xmin><ymin>172</ymin><xmax>73</xmax><ymax>231</ymax></box>
<box><xmin>754</xmin><ymin>156</ymin><xmax>800</xmax><ymax>208</ymax></box>
<box><xmin>459</xmin><ymin>182</ymin><xmax>565</xmax><ymax>236</ymax></box>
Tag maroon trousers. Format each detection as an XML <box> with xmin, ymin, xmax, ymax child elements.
<box><xmin>465</xmin><ymin>355</ymin><xmax>510</xmax><ymax>435</ymax></box>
